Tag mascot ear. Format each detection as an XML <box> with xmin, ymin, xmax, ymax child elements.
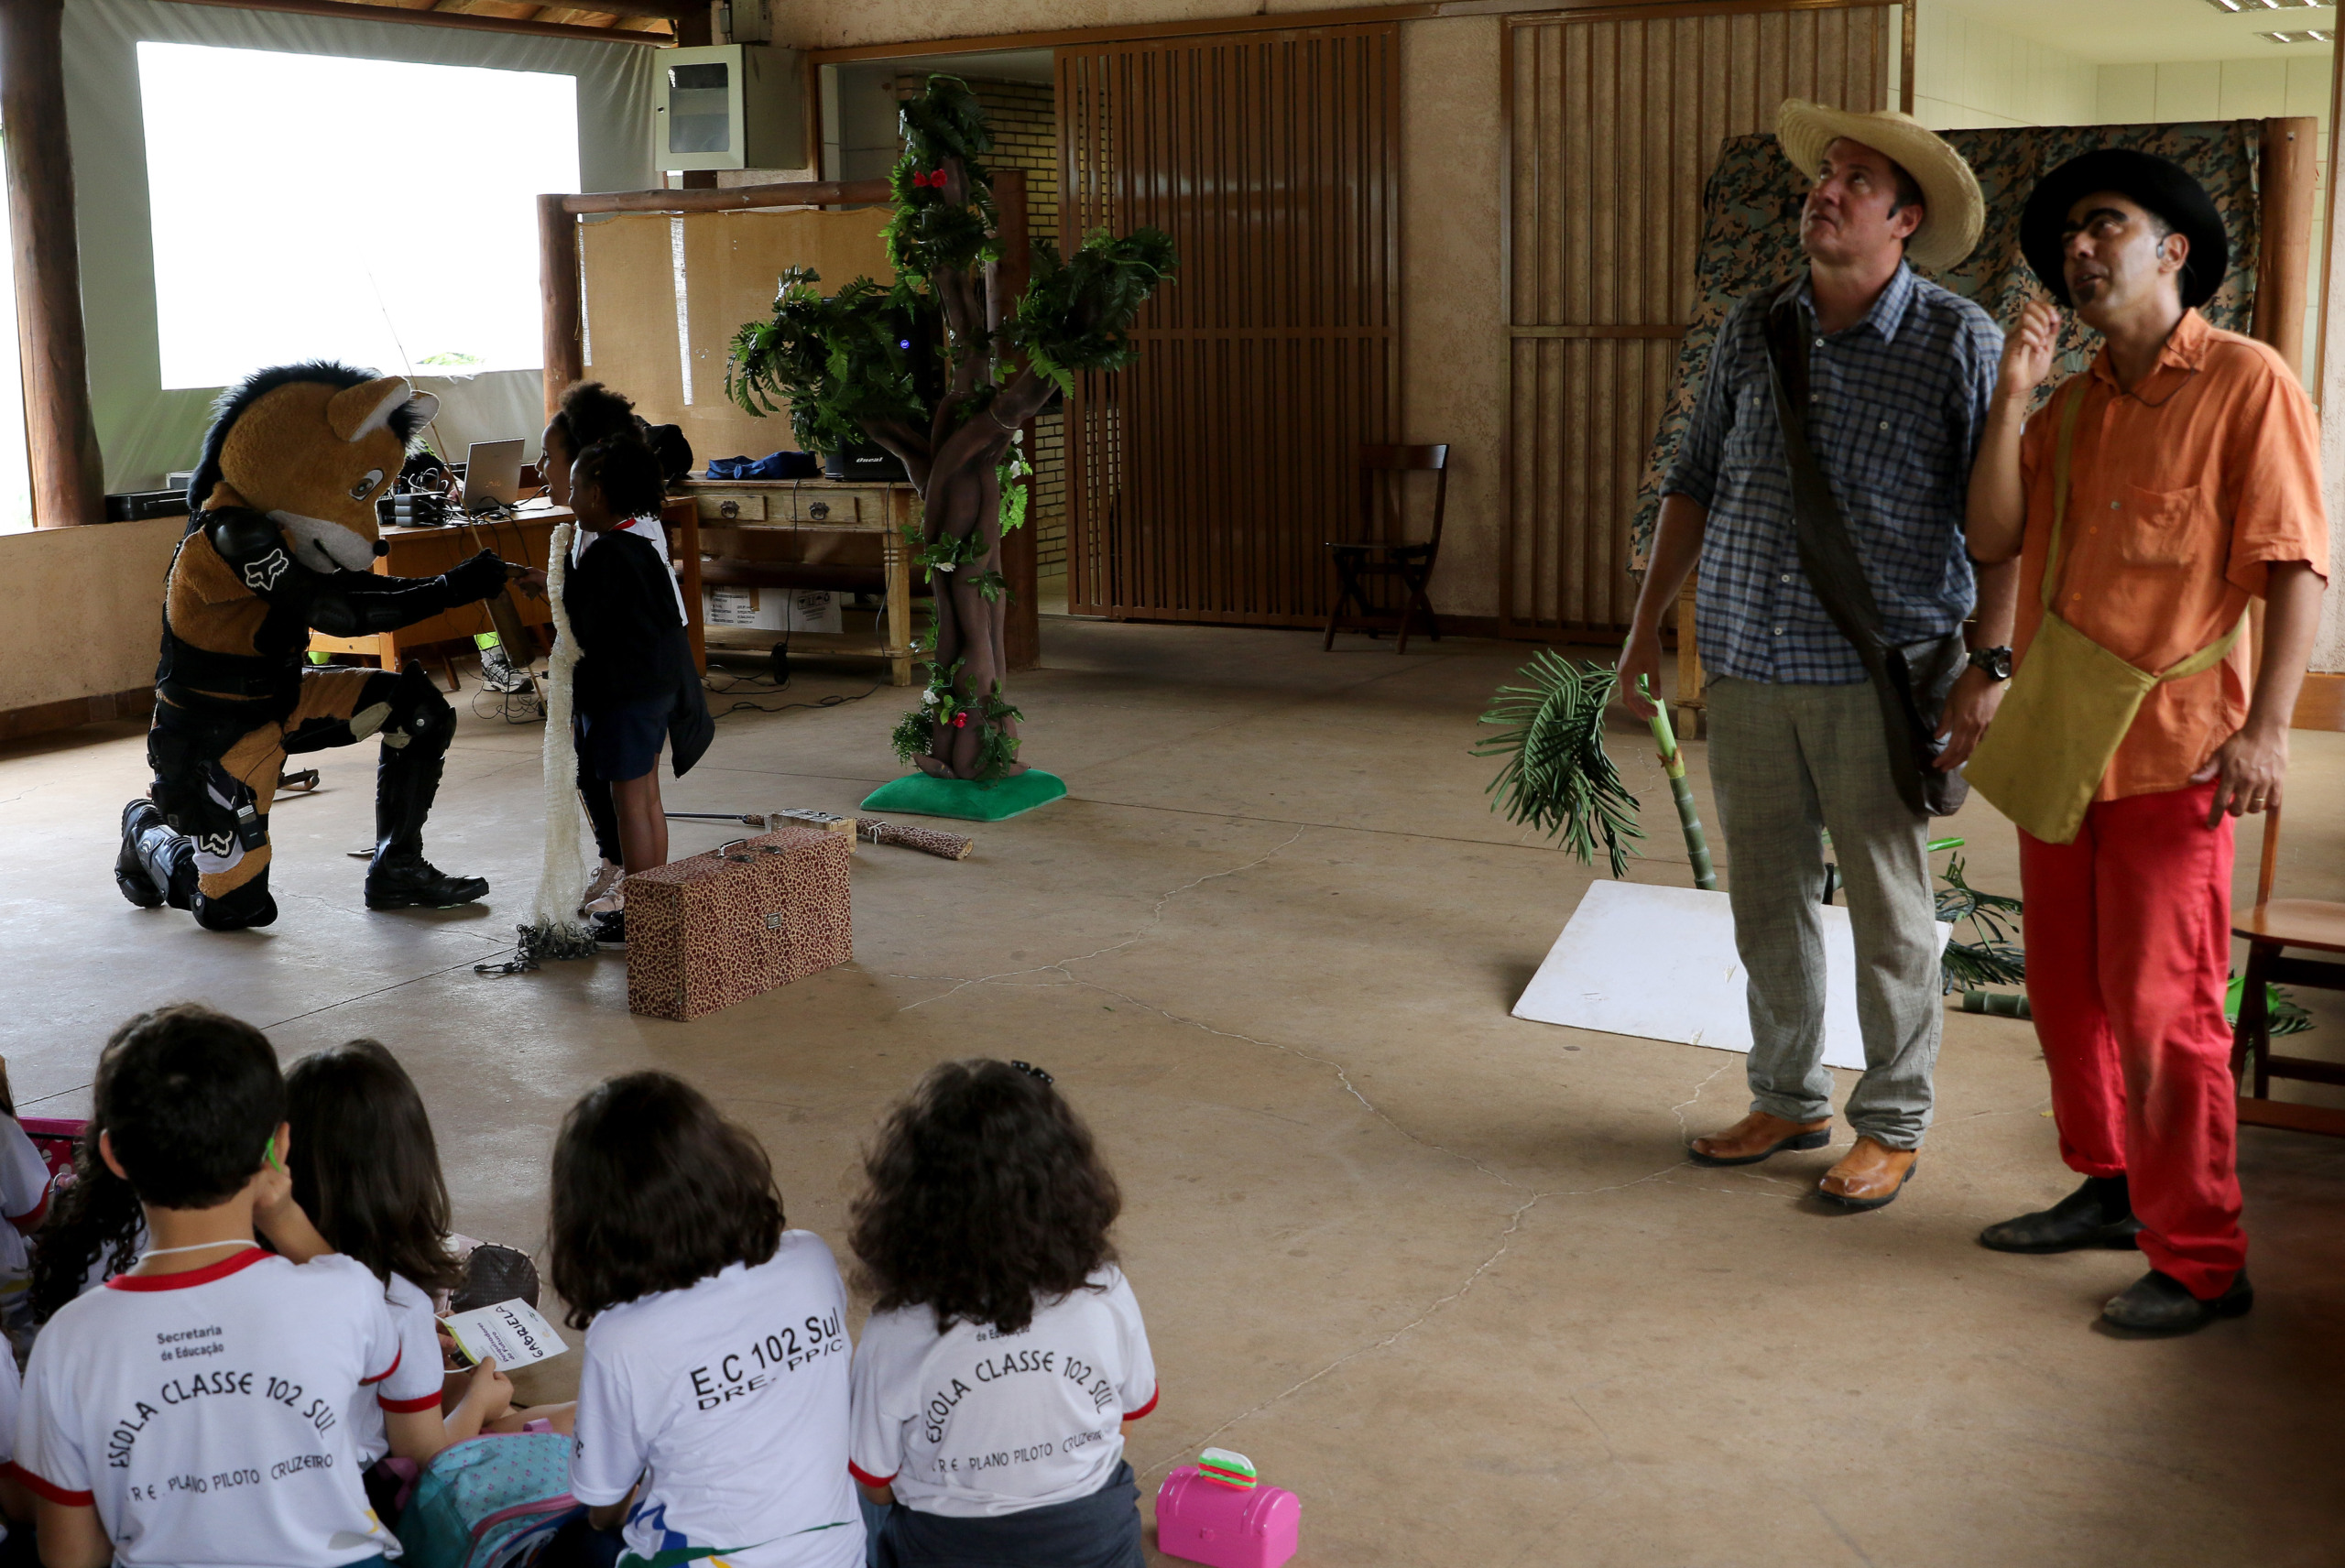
<box><xmin>326</xmin><ymin>376</ymin><xmax>422</xmax><ymax>443</ymax></box>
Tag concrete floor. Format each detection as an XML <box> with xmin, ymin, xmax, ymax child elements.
<box><xmin>5</xmin><ymin>617</ymin><xmax>2344</xmax><ymax>1568</ymax></box>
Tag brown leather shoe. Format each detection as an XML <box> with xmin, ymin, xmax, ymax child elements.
<box><xmin>1816</xmin><ymin>1137</ymin><xmax>1917</xmax><ymax>1209</ymax></box>
<box><xmin>1688</xmin><ymin>1111</ymin><xmax>1831</xmax><ymax>1167</ymax></box>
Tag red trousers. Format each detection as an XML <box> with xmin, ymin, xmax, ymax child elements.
<box><xmin>2018</xmin><ymin>780</ymin><xmax>2243</xmax><ymax>1300</ymax></box>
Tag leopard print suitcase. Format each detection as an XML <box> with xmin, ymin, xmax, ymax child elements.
<box><xmin>626</xmin><ymin>827</ymin><xmax>852</xmax><ymax>1021</ymax></box>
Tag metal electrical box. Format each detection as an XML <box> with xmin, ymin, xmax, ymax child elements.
<box><xmin>656</xmin><ymin>44</ymin><xmax>804</xmax><ymax>172</ymax></box>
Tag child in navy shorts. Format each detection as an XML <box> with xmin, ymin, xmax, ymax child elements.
<box><xmin>562</xmin><ymin>437</ymin><xmax>712</xmax><ymax>947</ymax></box>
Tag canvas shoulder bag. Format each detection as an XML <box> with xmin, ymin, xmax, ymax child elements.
<box><xmin>1962</xmin><ymin>381</ymin><xmax>2244</xmax><ymax>844</ymax></box>
<box><xmin>1758</xmin><ymin>286</ymin><xmax>1970</xmax><ymax>817</ymax></box>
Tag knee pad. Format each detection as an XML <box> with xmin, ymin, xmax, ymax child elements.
<box><xmin>382</xmin><ymin>665</ymin><xmax>454</xmax><ymax>759</ymax></box>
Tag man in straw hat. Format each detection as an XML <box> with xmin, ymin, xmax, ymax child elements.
<box><xmin>1963</xmin><ymin>149</ymin><xmax>2326</xmax><ymax>1334</ymax></box>
<box><xmin>1622</xmin><ymin>103</ymin><xmax>2017</xmax><ymax>1209</ymax></box>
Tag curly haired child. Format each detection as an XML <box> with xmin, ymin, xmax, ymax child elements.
<box><xmin>847</xmin><ymin>1060</ymin><xmax>1158</xmax><ymax>1568</ymax></box>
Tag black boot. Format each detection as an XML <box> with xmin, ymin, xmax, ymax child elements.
<box><xmin>363</xmin><ymin>673</ymin><xmax>488</xmax><ymax>911</ymax></box>
<box><xmin>115</xmin><ymin>799</ymin><xmax>196</xmax><ymax>910</ymax></box>
<box><xmin>1979</xmin><ymin>1175</ymin><xmax>2143</xmax><ymax>1254</ymax></box>
<box><xmin>2101</xmin><ymin>1269</ymin><xmax>2253</xmax><ymax>1335</ymax></box>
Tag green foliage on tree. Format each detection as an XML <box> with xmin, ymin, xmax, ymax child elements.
<box><xmin>725</xmin><ymin>76</ymin><xmax>1176</xmax><ymax>781</ymax></box>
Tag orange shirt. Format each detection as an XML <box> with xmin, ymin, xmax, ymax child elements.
<box><xmin>2014</xmin><ymin>309</ymin><xmax>2327</xmax><ymax>800</ymax></box>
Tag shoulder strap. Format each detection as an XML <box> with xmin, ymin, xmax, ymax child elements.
<box><xmin>2041</xmin><ymin>379</ymin><xmax>2090</xmax><ymax>610</ymax></box>
<box><xmin>1757</xmin><ymin>284</ymin><xmax>1889</xmax><ymax>657</ymax></box>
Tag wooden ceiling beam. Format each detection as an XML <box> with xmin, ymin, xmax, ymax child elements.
<box><xmin>144</xmin><ymin>0</ymin><xmax>670</xmax><ymax>44</ymax></box>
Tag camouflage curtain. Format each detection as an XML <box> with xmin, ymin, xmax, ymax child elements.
<box><xmin>1629</xmin><ymin>122</ymin><xmax>2265</xmax><ymax>569</ymax></box>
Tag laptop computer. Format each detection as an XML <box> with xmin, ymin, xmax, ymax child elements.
<box><xmin>464</xmin><ymin>440</ymin><xmax>525</xmax><ymax>514</ymax></box>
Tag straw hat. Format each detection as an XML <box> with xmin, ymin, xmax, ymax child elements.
<box><xmin>1776</xmin><ymin>100</ymin><xmax>1985</xmax><ymax>273</ymax></box>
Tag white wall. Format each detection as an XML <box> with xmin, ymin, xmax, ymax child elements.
<box><xmin>1912</xmin><ymin>0</ymin><xmax>2098</xmax><ymax>130</ymax></box>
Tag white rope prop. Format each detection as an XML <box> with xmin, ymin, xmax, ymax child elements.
<box><xmin>481</xmin><ymin>521</ymin><xmax>598</xmax><ymax>972</ymax></box>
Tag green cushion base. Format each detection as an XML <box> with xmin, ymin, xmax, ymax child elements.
<box><xmin>859</xmin><ymin>769</ymin><xmax>1068</xmax><ymax>822</ymax></box>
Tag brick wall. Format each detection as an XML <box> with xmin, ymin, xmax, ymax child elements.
<box><xmin>897</xmin><ymin>75</ymin><xmax>1068</xmax><ymax>579</ymax></box>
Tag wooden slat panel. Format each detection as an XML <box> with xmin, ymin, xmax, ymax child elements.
<box><xmin>1062</xmin><ymin>23</ymin><xmax>1399</xmax><ymax>625</ymax></box>
<box><xmin>1500</xmin><ymin>2</ymin><xmax>1892</xmax><ymax>637</ymax></box>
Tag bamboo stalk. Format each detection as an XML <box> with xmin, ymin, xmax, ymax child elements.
<box><xmin>1640</xmin><ymin>680</ymin><xmax>1715</xmax><ymax>892</ymax></box>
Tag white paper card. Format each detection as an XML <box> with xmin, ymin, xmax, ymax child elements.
<box><xmin>1511</xmin><ymin>880</ymin><xmax>1950</xmax><ymax>1071</ymax></box>
<box><xmin>443</xmin><ymin>1298</ymin><xmax>569</xmax><ymax>1368</ymax></box>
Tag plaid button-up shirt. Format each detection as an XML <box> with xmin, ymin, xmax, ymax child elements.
<box><xmin>1664</xmin><ymin>262</ymin><xmax>2002</xmax><ymax>684</ymax></box>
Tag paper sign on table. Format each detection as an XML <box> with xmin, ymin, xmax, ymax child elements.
<box><xmin>443</xmin><ymin>1299</ymin><xmax>568</xmax><ymax>1368</ymax></box>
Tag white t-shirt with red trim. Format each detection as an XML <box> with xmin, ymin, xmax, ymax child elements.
<box><xmin>344</xmin><ymin>1271</ymin><xmax>449</xmax><ymax>1465</ymax></box>
<box><xmin>12</xmin><ymin>1247</ymin><xmax>403</xmax><ymax>1567</ymax></box>
<box><xmin>570</xmin><ymin>1232</ymin><xmax>860</xmax><ymax>1568</ymax></box>
<box><xmin>848</xmin><ymin>1268</ymin><xmax>1159</xmax><ymax>1519</ymax></box>
<box><xmin>0</xmin><ymin>1344</ymin><xmax>19</xmax><ymax>1546</ymax></box>
<box><xmin>0</xmin><ymin>1116</ymin><xmax>57</xmax><ymax>1322</ymax></box>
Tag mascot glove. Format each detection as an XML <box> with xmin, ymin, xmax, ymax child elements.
<box><xmin>443</xmin><ymin>549</ymin><xmax>512</xmax><ymax>605</ymax></box>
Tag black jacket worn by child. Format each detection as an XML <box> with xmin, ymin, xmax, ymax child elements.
<box><xmin>563</xmin><ymin>528</ymin><xmax>714</xmax><ymax>775</ymax></box>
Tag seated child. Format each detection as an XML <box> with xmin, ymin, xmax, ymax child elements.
<box><xmin>541</xmin><ymin>1072</ymin><xmax>861</xmax><ymax>1568</ymax></box>
<box><xmin>284</xmin><ymin>1040</ymin><xmax>535</xmax><ymax>1477</ymax></box>
<box><xmin>11</xmin><ymin>1005</ymin><xmax>433</xmax><ymax>1568</ymax></box>
<box><xmin>27</xmin><ymin>1113</ymin><xmax>145</xmax><ymax>1321</ymax></box>
<box><xmin>0</xmin><ymin>1055</ymin><xmax>60</xmax><ymax>1343</ymax></box>
<box><xmin>563</xmin><ymin>437</ymin><xmax>713</xmax><ymax>948</ymax></box>
<box><xmin>847</xmin><ymin>1060</ymin><xmax>1158</xmax><ymax>1568</ymax></box>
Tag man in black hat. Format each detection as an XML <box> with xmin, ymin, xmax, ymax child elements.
<box><xmin>1965</xmin><ymin>149</ymin><xmax>2328</xmax><ymax>1334</ymax></box>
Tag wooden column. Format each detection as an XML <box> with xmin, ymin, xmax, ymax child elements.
<box><xmin>3</xmin><ymin>0</ymin><xmax>104</xmax><ymax>528</ymax></box>
<box><xmin>538</xmin><ymin>194</ymin><xmax>584</xmax><ymax>422</ymax></box>
<box><xmin>994</xmin><ymin>169</ymin><xmax>1041</xmax><ymax>672</ymax></box>
<box><xmin>2252</xmin><ymin>116</ymin><xmax>2318</xmax><ymax>376</ymax></box>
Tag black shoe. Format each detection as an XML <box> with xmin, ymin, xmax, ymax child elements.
<box><xmin>2100</xmin><ymin>1269</ymin><xmax>2253</xmax><ymax>1335</ymax></box>
<box><xmin>592</xmin><ymin>909</ymin><xmax>626</xmax><ymax>947</ymax></box>
<box><xmin>365</xmin><ymin>855</ymin><xmax>489</xmax><ymax>910</ymax></box>
<box><xmin>1979</xmin><ymin>1177</ymin><xmax>2143</xmax><ymax>1254</ymax></box>
<box><xmin>115</xmin><ymin>800</ymin><xmax>166</xmax><ymax>908</ymax></box>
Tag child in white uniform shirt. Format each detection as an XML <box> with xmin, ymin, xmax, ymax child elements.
<box><xmin>27</xmin><ymin>1113</ymin><xmax>147</xmax><ymax>1323</ymax></box>
<box><xmin>13</xmin><ymin>1005</ymin><xmax>448</xmax><ymax>1568</ymax></box>
<box><xmin>847</xmin><ymin>1061</ymin><xmax>1157</xmax><ymax>1568</ymax></box>
<box><xmin>0</xmin><ymin>1059</ymin><xmax>59</xmax><ymax>1342</ymax></box>
<box><xmin>284</xmin><ymin>1040</ymin><xmax>542</xmax><ymax>1482</ymax></box>
<box><xmin>540</xmin><ymin>1073</ymin><xmax>860</xmax><ymax>1568</ymax></box>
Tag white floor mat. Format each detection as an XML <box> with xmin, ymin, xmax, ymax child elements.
<box><xmin>1512</xmin><ymin>880</ymin><xmax>1949</xmax><ymax>1072</ymax></box>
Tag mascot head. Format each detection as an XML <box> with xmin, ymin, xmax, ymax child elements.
<box><xmin>189</xmin><ymin>363</ymin><xmax>440</xmax><ymax>574</ymax></box>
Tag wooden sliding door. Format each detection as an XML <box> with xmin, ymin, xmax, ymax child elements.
<box><xmin>1501</xmin><ymin>4</ymin><xmax>1896</xmax><ymax>636</ymax></box>
<box><xmin>1058</xmin><ymin>24</ymin><xmax>1399</xmax><ymax>625</ymax></box>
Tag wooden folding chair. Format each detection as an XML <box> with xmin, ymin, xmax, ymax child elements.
<box><xmin>2230</xmin><ymin>804</ymin><xmax>2345</xmax><ymax>1138</ymax></box>
<box><xmin>1322</xmin><ymin>443</ymin><xmax>1449</xmax><ymax>654</ymax></box>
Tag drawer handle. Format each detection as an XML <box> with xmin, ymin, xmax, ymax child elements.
<box><xmin>808</xmin><ymin>501</ymin><xmax>831</xmax><ymax>520</ymax></box>
<box><xmin>719</xmin><ymin>499</ymin><xmax>740</xmax><ymax>519</ymax></box>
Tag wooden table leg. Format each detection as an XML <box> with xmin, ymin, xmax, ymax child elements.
<box><xmin>664</xmin><ymin>498</ymin><xmax>706</xmax><ymax>674</ymax></box>
<box><xmin>885</xmin><ymin>493</ymin><xmax>914</xmax><ymax>688</ymax></box>
<box><xmin>1674</xmin><ymin>577</ymin><xmax>1706</xmax><ymax>741</ymax></box>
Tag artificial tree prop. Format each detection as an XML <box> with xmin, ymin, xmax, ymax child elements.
<box><xmin>727</xmin><ymin>77</ymin><xmax>1175</xmax><ymax>817</ymax></box>
<box><xmin>1475</xmin><ymin>653</ymin><xmax>1716</xmax><ymax>888</ymax></box>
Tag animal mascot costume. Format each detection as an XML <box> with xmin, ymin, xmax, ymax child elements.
<box><xmin>114</xmin><ymin>363</ymin><xmax>522</xmax><ymax>931</ymax></box>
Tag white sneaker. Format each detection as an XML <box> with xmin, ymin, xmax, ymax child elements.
<box><xmin>580</xmin><ymin>861</ymin><xmax>625</xmax><ymax>917</ymax></box>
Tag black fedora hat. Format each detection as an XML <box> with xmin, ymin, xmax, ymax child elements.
<box><xmin>2021</xmin><ymin>148</ymin><xmax>2229</xmax><ymax>310</ymax></box>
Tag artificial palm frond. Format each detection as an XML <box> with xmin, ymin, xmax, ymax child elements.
<box><xmin>1474</xmin><ymin>652</ymin><xmax>1645</xmax><ymax>877</ymax></box>
<box><xmin>1935</xmin><ymin>852</ymin><xmax>2026</xmax><ymax>994</ymax></box>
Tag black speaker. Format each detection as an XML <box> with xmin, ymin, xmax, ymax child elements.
<box><xmin>823</xmin><ymin>443</ymin><xmax>909</xmax><ymax>484</ymax></box>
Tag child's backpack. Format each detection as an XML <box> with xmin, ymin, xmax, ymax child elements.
<box><xmin>395</xmin><ymin>1433</ymin><xmax>577</xmax><ymax>1568</ymax></box>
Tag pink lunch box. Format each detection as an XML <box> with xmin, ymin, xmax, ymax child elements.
<box><xmin>1155</xmin><ymin>1465</ymin><xmax>1301</xmax><ymax>1568</ymax></box>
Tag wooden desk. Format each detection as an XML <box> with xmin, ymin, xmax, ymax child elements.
<box><xmin>683</xmin><ymin>479</ymin><xmax>919</xmax><ymax>687</ymax></box>
<box><xmin>308</xmin><ymin>501</ymin><xmax>707</xmax><ymax>679</ymax></box>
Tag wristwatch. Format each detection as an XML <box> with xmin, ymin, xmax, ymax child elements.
<box><xmin>1968</xmin><ymin>646</ymin><xmax>2012</xmax><ymax>681</ymax></box>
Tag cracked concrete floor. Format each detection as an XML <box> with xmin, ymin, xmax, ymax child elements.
<box><xmin>5</xmin><ymin>616</ymin><xmax>2345</xmax><ymax>1568</ymax></box>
